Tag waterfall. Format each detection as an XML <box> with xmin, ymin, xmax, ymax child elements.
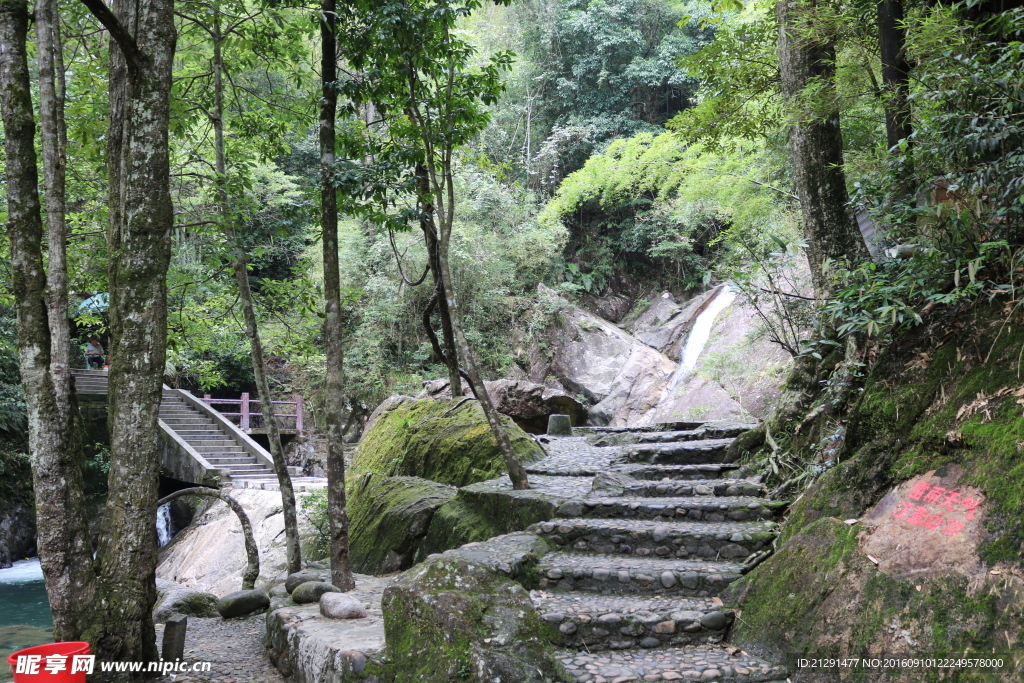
<box><xmin>680</xmin><ymin>285</ymin><xmax>736</xmax><ymax>371</ymax></box>
<box><xmin>156</xmin><ymin>503</ymin><xmax>173</xmax><ymax>548</ymax></box>
<box><xmin>667</xmin><ymin>285</ymin><xmax>737</xmax><ymax>391</ymax></box>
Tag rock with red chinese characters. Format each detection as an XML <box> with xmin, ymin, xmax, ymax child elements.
<box><xmin>860</xmin><ymin>466</ymin><xmax>986</xmax><ymax>577</ymax></box>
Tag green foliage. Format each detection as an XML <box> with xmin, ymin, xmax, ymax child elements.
<box><xmin>299</xmin><ymin>488</ymin><xmax>331</xmax><ymax>559</ymax></box>
<box><xmin>540</xmin><ymin>130</ymin><xmax>799</xmax><ymax>293</ymax></box>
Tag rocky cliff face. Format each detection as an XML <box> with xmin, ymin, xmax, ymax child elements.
<box><xmin>525</xmin><ymin>284</ymin><xmax>789</xmax><ymax>427</ymax></box>
<box><xmin>0</xmin><ymin>501</ymin><xmax>35</xmax><ymax>569</ymax></box>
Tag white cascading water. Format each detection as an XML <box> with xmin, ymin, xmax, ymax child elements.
<box><xmin>669</xmin><ymin>285</ymin><xmax>737</xmax><ymax>390</ymax></box>
<box><xmin>0</xmin><ymin>558</ymin><xmax>44</xmax><ymax>584</ymax></box>
<box><xmin>156</xmin><ymin>502</ymin><xmax>173</xmax><ymax>547</ymax></box>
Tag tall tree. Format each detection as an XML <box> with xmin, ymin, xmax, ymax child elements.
<box><xmin>1</xmin><ymin>0</ymin><xmax>96</xmax><ymax>643</ymax></box>
<box><xmin>321</xmin><ymin>0</ymin><xmax>356</xmax><ymax>591</ymax></box>
<box><xmin>81</xmin><ymin>0</ymin><xmax>176</xmax><ymax>671</ymax></box>
<box><xmin>336</xmin><ymin>0</ymin><xmax>530</xmax><ymax>489</ymax></box>
<box><xmin>202</xmin><ymin>3</ymin><xmax>303</xmax><ymax>575</ymax></box>
<box><xmin>776</xmin><ymin>0</ymin><xmax>867</xmax><ymax>297</ymax></box>
<box><xmin>878</xmin><ymin>0</ymin><xmax>912</xmax><ymax>152</ymax></box>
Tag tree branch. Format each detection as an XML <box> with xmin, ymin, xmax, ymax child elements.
<box><xmin>80</xmin><ymin>0</ymin><xmax>145</xmax><ymax>72</ymax></box>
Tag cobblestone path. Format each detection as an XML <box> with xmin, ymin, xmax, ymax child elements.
<box><xmin>155</xmin><ymin>615</ymin><xmax>285</xmax><ymax>683</ymax></box>
<box><xmin>524</xmin><ymin>425</ymin><xmax>789</xmax><ymax>683</ymax></box>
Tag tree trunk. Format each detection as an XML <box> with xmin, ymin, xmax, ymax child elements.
<box><xmin>418</xmin><ymin>164</ymin><xmax>462</xmax><ymax>396</ymax></box>
<box><xmin>433</xmin><ymin>213</ymin><xmax>529</xmax><ymax>489</ymax></box>
<box><xmin>321</xmin><ymin>0</ymin><xmax>355</xmax><ymax>592</ymax></box>
<box><xmin>0</xmin><ymin>0</ymin><xmax>96</xmax><ymax>642</ymax></box>
<box><xmin>158</xmin><ymin>489</ymin><xmax>259</xmax><ymax>589</ymax></box>
<box><xmin>878</xmin><ymin>0</ymin><xmax>912</xmax><ymax>152</ymax></box>
<box><xmin>210</xmin><ymin>13</ymin><xmax>301</xmax><ymax>576</ymax></box>
<box><xmin>82</xmin><ymin>0</ymin><xmax>177</xmax><ymax>673</ymax></box>
<box><xmin>777</xmin><ymin>0</ymin><xmax>868</xmax><ymax>298</ymax></box>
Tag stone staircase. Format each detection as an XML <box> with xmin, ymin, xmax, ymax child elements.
<box><xmin>158</xmin><ymin>390</ymin><xmax>277</xmax><ymax>482</ymax></box>
<box><xmin>520</xmin><ymin>423</ymin><xmax>788</xmax><ymax>682</ymax></box>
<box><xmin>71</xmin><ymin>369</ymin><xmax>277</xmax><ymax>484</ymax></box>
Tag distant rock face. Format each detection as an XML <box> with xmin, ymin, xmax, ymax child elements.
<box><xmin>420</xmin><ymin>377</ymin><xmax>587</xmax><ymax>432</ymax></box>
<box><xmin>526</xmin><ymin>284</ymin><xmax>790</xmax><ymax>426</ymax></box>
<box><xmin>528</xmin><ymin>284</ymin><xmax>678</xmax><ymax>426</ymax></box>
<box><xmin>0</xmin><ymin>502</ymin><xmax>35</xmax><ymax>569</ymax></box>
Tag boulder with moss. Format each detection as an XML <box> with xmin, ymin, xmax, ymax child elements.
<box><xmin>381</xmin><ymin>552</ymin><xmax>563</xmax><ymax>682</ymax></box>
<box><xmin>353</xmin><ymin>397</ymin><xmax>545</xmax><ymax>487</ymax></box>
<box><xmin>349</xmin><ymin>474</ymin><xmax>456</xmax><ymax>575</ymax></box>
<box><xmin>727</xmin><ymin>303</ymin><xmax>1024</xmax><ymax>681</ymax></box>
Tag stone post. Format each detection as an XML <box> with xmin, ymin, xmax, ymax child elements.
<box><xmin>547</xmin><ymin>414</ymin><xmax>572</xmax><ymax>436</ymax></box>
<box><xmin>162</xmin><ymin>613</ymin><xmax>187</xmax><ymax>661</ymax></box>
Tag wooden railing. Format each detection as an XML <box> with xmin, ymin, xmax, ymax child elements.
<box><xmin>200</xmin><ymin>392</ymin><xmax>304</xmax><ymax>432</ymax></box>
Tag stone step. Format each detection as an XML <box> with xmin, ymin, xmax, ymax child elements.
<box><xmin>193</xmin><ymin>446</ymin><xmax>246</xmax><ymax>454</ymax></box>
<box><xmin>613</xmin><ymin>464</ymin><xmax>742</xmax><ymax>481</ymax></box>
<box><xmin>625</xmin><ymin>439</ymin><xmax>736</xmax><ymax>465</ymax></box>
<box><xmin>534</xmin><ymin>591</ymin><xmax>734</xmax><ymax>651</ymax></box>
<box><xmin>181</xmin><ymin>439</ymin><xmax>238</xmax><ymax>447</ymax></box>
<box><xmin>555</xmin><ymin>644</ymin><xmax>788</xmax><ymax>682</ymax></box>
<box><xmin>578</xmin><ymin>496</ymin><xmax>782</xmax><ymax>522</ymax></box>
<box><xmin>531</xmin><ymin>519</ymin><xmax>775</xmax><ymax>560</ymax></box>
<box><xmin>595</xmin><ymin>478</ymin><xmax>764</xmax><ymax>499</ymax></box>
<box><xmin>537</xmin><ymin>552</ymin><xmax>744</xmax><ymax>595</ymax></box>
<box><xmin>204</xmin><ymin>457</ymin><xmax>257</xmax><ymax>465</ymax></box>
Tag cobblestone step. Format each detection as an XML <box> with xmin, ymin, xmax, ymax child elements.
<box><xmin>534</xmin><ymin>591</ymin><xmax>734</xmax><ymax>651</ymax></box>
<box><xmin>579</xmin><ymin>496</ymin><xmax>782</xmax><ymax>522</ymax></box>
<box><xmin>595</xmin><ymin>478</ymin><xmax>764</xmax><ymax>499</ymax></box>
<box><xmin>613</xmin><ymin>464</ymin><xmax>742</xmax><ymax>481</ymax></box>
<box><xmin>537</xmin><ymin>552</ymin><xmax>744</xmax><ymax>595</ymax></box>
<box><xmin>625</xmin><ymin>439</ymin><xmax>736</xmax><ymax>465</ymax></box>
<box><xmin>531</xmin><ymin>518</ymin><xmax>775</xmax><ymax>559</ymax></box>
<box><xmin>555</xmin><ymin>644</ymin><xmax>789</xmax><ymax>682</ymax></box>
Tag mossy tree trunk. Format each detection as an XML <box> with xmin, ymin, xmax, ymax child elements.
<box><xmin>0</xmin><ymin>0</ymin><xmax>97</xmax><ymax>642</ymax></box>
<box><xmin>320</xmin><ymin>0</ymin><xmax>355</xmax><ymax>591</ymax></box>
<box><xmin>209</xmin><ymin>9</ymin><xmax>302</xmax><ymax>576</ymax></box>
<box><xmin>777</xmin><ymin>0</ymin><xmax>867</xmax><ymax>299</ymax></box>
<box><xmin>82</xmin><ymin>0</ymin><xmax>176</xmax><ymax>674</ymax></box>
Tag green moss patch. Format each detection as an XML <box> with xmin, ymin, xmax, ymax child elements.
<box><xmin>349</xmin><ymin>474</ymin><xmax>456</xmax><ymax>575</ymax></box>
<box><xmin>354</xmin><ymin>398</ymin><xmax>545</xmax><ymax>487</ymax></box>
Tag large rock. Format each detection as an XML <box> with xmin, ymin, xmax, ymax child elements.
<box><xmin>285</xmin><ymin>570</ymin><xmax>325</xmax><ymax>594</ymax></box>
<box><xmin>292</xmin><ymin>581</ymin><xmax>340</xmax><ymax>604</ymax></box>
<box><xmin>353</xmin><ymin>397</ymin><xmax>544</xmax><ymax>486</ymax></box>
<box><xmin>157</xmin><ymin>488</ymin><xmax>316</xmax><ymax>596</ymax></box>
<box><xmin>382</xmin><ymin>554</ymin><xmax>562</xmax><ymax>682</ymax></box>
<box><xmin>154</xmin><ymin>581</ymin><xmax>219</xmax><ymax>622</ymax></box>
<box><xmin>420</xmin><ymin>377</ymin><xmax>587</xmax><ymax>432</ymax></box>
<box><xmin>319</xmin><ymin>592</ymin><xmax>368</xmax><ymax>620</ymax></box>
<box><xmin>350</xmin><ymin>475</ymin><xmax>456</xmax><ymax>575</ymax></box>
<box><xmin>528</xmin><ymin>284</ymin><xmax>677</xmax><ymax>426</ymax></box>
<box><xmin>217</xmin><ymin>589</ymin><xmax>269</xmax><ymax>618</ymax></box>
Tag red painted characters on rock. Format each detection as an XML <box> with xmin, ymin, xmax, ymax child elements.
<box><xmin>890</xmin><ymin>482</ymin><xmax>979</xmax><ymax>536</ymax></box>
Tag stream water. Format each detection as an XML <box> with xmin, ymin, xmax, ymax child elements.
<box><xmin>666</xmin><ymin>285</ymin><xmax>737</xmax><ymax>395</ymax></box>
<box><xmin>0</xmin><ymin>559</ymin><xmax>53</xmax><ymax>681</ymax></box>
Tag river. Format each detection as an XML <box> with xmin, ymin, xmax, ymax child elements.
<box><xmin>0</xmin><ymin>559</ymin><xmax>53</xmax><ymax>682</ymax></box>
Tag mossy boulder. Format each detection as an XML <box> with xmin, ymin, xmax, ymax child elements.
<box><xmin>349</xmin><ymin>474</ymin><xmax>456</xmax><ymax>575</ymax></box>
<box><xmin>416</xmin><ymin>479</ymin><xmax>567</xmax><ymax>560</ymax></box>
<box><xmin>382</xmin><ymin>554</ymin><xmax>563</xmax><ymax>682</ymax></box>
<box><xmin>353</xmin><ymin>397</ymin><xmax>545</xmax><ymax>487</ymax></box>
<box><xmin>216</xmin><ymin>589</ymin><xmax>269</xmax><ymax>618</ymax></box>
<box><xmin>153</xmin><ymin>585</ymin><xmax>219</xmax><ymax>622</ymax></box>
<box><xmin>730</xmin><ymin>304</ymin><xmax>1024</xmax><ymax>679</ymax></box>
<box><xmin>291</xmin><ymin>581</ymin><xmax>340</xmax><ymax>604</ymax></box>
